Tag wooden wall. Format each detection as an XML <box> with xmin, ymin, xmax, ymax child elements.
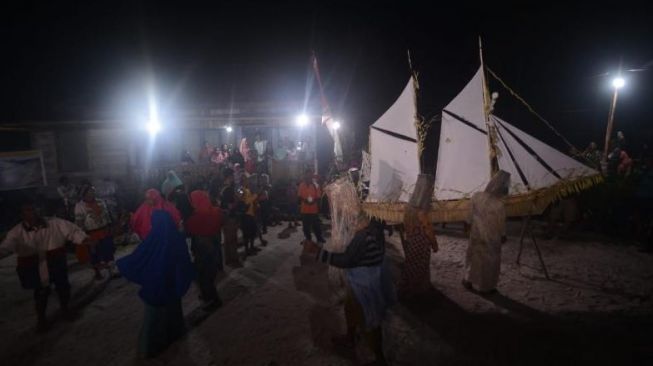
<box><xmin>30</xmin><ymin>131</ymin><xmax>58</xmax><ymax>186</ymax></box>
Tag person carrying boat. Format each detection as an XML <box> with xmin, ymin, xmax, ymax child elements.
<box><xmin>463</xmin><ymin>170</ymin><xmax>510</xmax><ymax>294</ymax></box>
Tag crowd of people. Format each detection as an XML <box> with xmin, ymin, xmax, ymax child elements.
<box><xmin>0</xmin><ymin>138</ymin><xmax>334</xmax><ymax>358</ymax></box>
<box><xmin>564</xmin><ymin>131</ymin><xmax>653</xmax><ymax>248</ymax></box>
<box><xmin>0</xmin><ymin>157</ymin><xmax>531</xmax><ymax>366</ymax></box>
<box><xmin>181</xmin><ymin>133</ymin><xmax>313</xmax><ymax>175</ymax></box>
<box><xmin>3</xmin><ymin>129</ymin><xmax>648</xmax><ymax>363</ymax></box>
<box><xmin>575</xmin><ymin>131</ymin><xmax>641</xmax><ymax>176</ymax></box>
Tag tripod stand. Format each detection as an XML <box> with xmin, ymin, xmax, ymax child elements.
<box><xmin>516</xmin><ymin>215</ymin><xmax>550</xmax><ymax>280</ymax></box>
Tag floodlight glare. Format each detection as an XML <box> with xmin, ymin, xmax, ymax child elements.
<box><xmin>296</xmin><ymin>114</ymin><xmax>309</xmax><ymax>127</ymax></box>
<box><xmin>146</xmin><ymin>118</ymin><xmax>161</xmax><ymax>135</ymax></box>
<box><xmin>612</xmin><ymin>77</ymin><xmax>625</xmax><ymax>89</ymax></box>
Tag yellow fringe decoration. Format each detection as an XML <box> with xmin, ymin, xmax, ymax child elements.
<box><xmin>363</xmin><ymin>174</ymin><xmax>603</xmax><ymax>223</ymax></box>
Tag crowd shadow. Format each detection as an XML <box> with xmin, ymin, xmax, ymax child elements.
<box><xmin>1</xmin><ymin>274</ymin><xmax>116</xmax><ymax>366</ymax></box>
<box><xmin>291</xmin><ymin>249</ymin><xmax>355</xmax><ymax>362</ymax></box>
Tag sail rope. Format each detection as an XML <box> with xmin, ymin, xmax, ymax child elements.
<box><xmin>486</xmin><ymin>67</ymin><xmax>581</xmax><ymax>154</ymax></box>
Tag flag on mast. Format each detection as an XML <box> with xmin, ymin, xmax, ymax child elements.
<box><xmin>311</xmin><ymin>52</ymin><xmax>343</xmax><ymax>162</ymax></box>
<box><xmin>312</xmin><ymin>52</ymin><xmax>332</xmax><ymax>123</ymax></box>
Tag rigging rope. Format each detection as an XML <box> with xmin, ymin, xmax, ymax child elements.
<box><xmin>486</xmin><ymin>67</ymin><xmax>581</xmax><ymax>153</ymax></box>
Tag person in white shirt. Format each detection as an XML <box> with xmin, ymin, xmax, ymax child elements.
<box><xmin>56</xmin><ymin>176</ymin><xmax>77</xmax><ymax>219</ymax></box>
<box><xmin>94</xmin><ymin>177</ymin><xmax>118</xmax><ymax>218</ymax></box>
<box><xmin>74</xmin><ymin>184</ymin><xmax>117</xmax><ymax>280</ymax></box>
<box><xmin>254</xmin><ymin>133</ymin><xmax>268</xmax><ymax>173</ymax></box>
<box><xmin>0</xmin><ymin>202</ymin><xmax>94</xmax><ymax>332</ymax></box>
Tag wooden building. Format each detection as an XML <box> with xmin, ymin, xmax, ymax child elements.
<box><xmin>0</xmin><ymin>101</ymin><xmax>320</xmax><ymax>198</ymax></box>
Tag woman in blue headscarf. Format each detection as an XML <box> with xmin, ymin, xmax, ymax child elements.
<box><xmin>117</xmin><ymin>210</ymin><xmax>195</xmax><ymax>358</ymax></box>
<box><xmin>161</xmin><ymin>170</ymin><xmax>183</xmax><ymax>200</ymax></box>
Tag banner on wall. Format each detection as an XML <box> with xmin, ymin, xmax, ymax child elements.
<box><xmin>0</xmin><ymin>150</ymin><xmax>47</xmax><ymax>191</ymax></box>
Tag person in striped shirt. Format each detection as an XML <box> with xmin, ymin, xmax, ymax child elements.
<box><xmin>309</xmin><ymin>215</ymin><xmax>395</xmax><ymax>366</ymax></box>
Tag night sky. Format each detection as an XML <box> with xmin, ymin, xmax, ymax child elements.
<box><xmin>3</xmin><ymin>1</ymin><xmax>653</xmax><ymax>152</ymax></box>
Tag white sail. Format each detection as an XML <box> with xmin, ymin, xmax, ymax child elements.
<box><xmin>435</xmin><ymin>67</ymin><xmax>491</xmax><ymax>200</ymax></box>
<box><xmin>434</xmin><ymin>66</ymin><xmax>598</xmax><ymax>201</ymax></box>
<box><xmin>494</xmin><ymin>115</ymin><xmax>597</xmax><ymax>191</ymax></box>
<box><xmin>367</xmin><ymin>79</ymin><xmax>420</xmax><ymax>203</ymax></box>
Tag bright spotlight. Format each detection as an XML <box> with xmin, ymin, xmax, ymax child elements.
<box><xmin>146</xmin><ymin>118</ymin><xmax>161</xmax><ymax>135</ymax></box>
<box><xmin>296</xmin><ymin>114</ymin><xmax>309</xmax><ymax>127</ymax></box>
<box><xmin>332</xmin><ymin>121</ymin><xmax>341</xmax><ymax>130</ymax></box>
<box><xmin>226</xmin><ymin>125</ymin><xmax>233</xmax><ymax>133</ymax></box>
<box><xmin>612</xmin><ymin>77</ymin><xmax>625</xmax><ymax>89</ymax></box>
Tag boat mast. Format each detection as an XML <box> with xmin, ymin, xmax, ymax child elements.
<box><xmin>479</xmin><ymin>37</ymin><xmax>500</xmax><ymax>176</ymax></box>
<box><xmin>407</xmin><ymin>50</ymin><xmax>424</xmax><ymax>171</ymax></box>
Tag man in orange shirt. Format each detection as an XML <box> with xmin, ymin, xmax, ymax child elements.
<box><xmin>298</xmin><ymin>170</ymin><xmax>325</xmax><ymax>244</ymax></box>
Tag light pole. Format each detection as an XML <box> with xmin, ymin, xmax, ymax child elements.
<box><xmin>602</xmin><ymin>76</ymin><xmax>625</xmax><ymax>164</ymax></box>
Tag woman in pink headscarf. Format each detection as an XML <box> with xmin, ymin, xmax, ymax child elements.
<box><xmin>130</xmin><ymin>189</ymin><xmax>182</xmax><ymax>240</ymax></box>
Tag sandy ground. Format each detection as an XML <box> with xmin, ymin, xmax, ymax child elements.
<box><xmin>0</xmin><ymin>220</ymin><xmax>652</xmax><ymax>366</ymax></box>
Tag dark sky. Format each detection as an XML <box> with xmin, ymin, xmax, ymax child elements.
<box><xmin>3</xmin><ymin>1</ymin><xmax>653</xmax><ymax>151</ymax></box>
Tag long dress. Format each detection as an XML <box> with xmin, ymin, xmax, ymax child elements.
<box><xmin>186</xmin><ymin>191</ymin><xmax>223</xmax><ymax>301</ymax></box>
<box><xmin>464</xmin><ymin>191</ymin><xmax>506</xmax><ymax>292</ymax></box>
<box><xmin>117</xmin><ymin>210</ymin><xmax>195</xmax><ymax>358</ymax></box>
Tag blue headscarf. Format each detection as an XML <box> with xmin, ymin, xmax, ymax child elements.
<box><xmin>117</xmin><ymin>210</ymin><xmax>195</xmax><ymax>306</ymax></box>
<box><xmin>161</xmin><ymin>170</ymin><xmax>183</xmax><ymax>199</ymax></box>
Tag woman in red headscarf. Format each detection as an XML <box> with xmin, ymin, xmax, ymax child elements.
<box><xmin>130</xmin><ymin>189</ymin><xmax>182</xmax><ymax>241</ymax></box>
<box><xmin>186</xmin><ymin>190</ymin><xmax>223</xmax><ymax>310</ymax></box>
